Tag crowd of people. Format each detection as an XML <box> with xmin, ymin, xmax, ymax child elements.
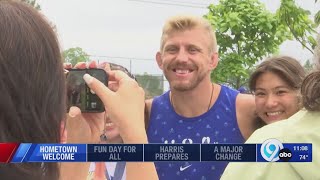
<box><xmin>0</xmin><ymin>0</ymin><xmax>319</xmax><ymax>180</ymax></box>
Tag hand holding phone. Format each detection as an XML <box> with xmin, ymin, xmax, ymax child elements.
<box><xmin>66</xmin><ymin>68</ymin><xmax>108</xmax><ymax>112</ymax></box>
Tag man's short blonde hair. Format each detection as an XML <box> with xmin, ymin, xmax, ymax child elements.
<box><xmin>160</xmin><ymin>15</ymin><xmax>217</xmax><ymax>53</ymax></box>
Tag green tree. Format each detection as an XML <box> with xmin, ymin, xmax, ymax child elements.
<box><xmin>315</xmin><ymin>0</ymin><xmax>320</xmax><ymax>25</ymax></box>
<box><xmin>277</xmin><ymin>0</ymin><xmax>319</xmax><ymax>54</ymax></box>
<box><xmin>21</xmin><ymin>0</ymin><xmax>59</xmax><ymax>33</ymax></box>
<box><xmin>62</xmin><ymin>47</ymin><xmax>90</xmax><ymax>66</ymax></box>
<box><xmin>21</xmin><ymin>0</ymin><xmax>41</xmax><ymax>10</ymax></box>
<box><xmin>205</xmin><ymin>0</ymin><xmax>290</xmax><ymax>89</ymax></box>
<box><xmin>135</xmin><ymin>73</ymin><xmax>164</xmax><ymax>98</ymax></box>
<box><xmin>304</xmin><ymin>59</ymin><xmax>315</xmax><ymax>73</ymax></box>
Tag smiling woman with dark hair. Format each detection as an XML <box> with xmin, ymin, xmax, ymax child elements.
<box><xmin>221</xmin><ymin>41</ymin><xmax>320</xmax><ymax>180</ymax></box>
<box><xmin>249</xmin><ymin>56</ymin><xmax>305</xmax><ymax>125</ymax></box>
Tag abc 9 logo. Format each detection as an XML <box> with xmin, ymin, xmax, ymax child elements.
<box><xmin>260</xmin><ymin>139</ymin><xmax>292</xmax><ymax>162</ymax></box>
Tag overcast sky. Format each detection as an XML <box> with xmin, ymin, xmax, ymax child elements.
<box><xmin>39</xmin><ymin>0</ymin><xmax>319</xmax><ymax>77</ymax></box>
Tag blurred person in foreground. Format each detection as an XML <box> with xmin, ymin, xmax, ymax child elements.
<box><xmin>0</xmin><ymin>1</ymin><xmax>153</xmax><ymax>180</ymax></box>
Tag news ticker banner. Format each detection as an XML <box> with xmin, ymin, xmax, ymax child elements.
<box><xmin>0</xmin><ymin>139</ymin><xmax>312</xmax><ymax>163</ymax></box>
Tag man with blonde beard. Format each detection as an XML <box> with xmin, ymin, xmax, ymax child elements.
<box><xmin>145</xmin><ymin>15</ymin><xmax>257</xmax><ymax>180</ymax></box>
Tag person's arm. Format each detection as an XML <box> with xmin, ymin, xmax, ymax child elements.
<box><xmin>61</xmin><ymin>61</ymin><xmax>107</xmax><ymax>180</ymax></box>
<box><xmin>60</xmin><ymin>163</ymin><xmax>91</xmax><ymax>180</ymax></box>
<box><xmin>144</xmin><ymin>99</ymin><xmax>153</xmax><ymax>130</ymax></box>
<box><xmin>84</xmin><ymin>70</ymin><xmax>159</xmax><ymax>180</ymax></box>
<box><xmin>60</xmin><ymin>106</ymin><xmax>104</xmax><ymax>180</ymax></box>
<box><xmin>124</xmin><ymin>131</ymin><xmax>158</xmax><ymax>180</ymax></box>
<box><xmin>236</xmin><ymin>94</ymin><xmax>258</xmax><ymax>140</ymax></box>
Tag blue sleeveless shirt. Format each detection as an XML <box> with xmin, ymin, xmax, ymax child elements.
<box><xmin>147</xmin><ymin>85</ymin><xmax>244</xmax><ymax>180</ymax></box>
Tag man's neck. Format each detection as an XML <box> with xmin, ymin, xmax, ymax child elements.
<box><xmin>170</xmin><ymin>82</ymin><xmax>220</xmax><ymax>118</ymax></box>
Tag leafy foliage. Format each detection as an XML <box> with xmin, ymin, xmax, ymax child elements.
<box><xmin>21</xmin><ymin>0</ymin><xmax>41</xmax><ymax>10</ymax></box>
<box><xmin>62</xmin><ymin>47</ymin><xmax>90</xmax><ymax>66</ymax></box>
<box><xmin>304</xmin><ymin>59</ymin><xmax>315</xmax><ymax>73</ymax></box>
<box><xmin>315</xmin><ymin>10</ymin><xmax>320</xmax><ymax>25</ymax></box>
<box><xmin>205</xmin><ymin>0</ymin><xmax>290</xmax><ymax>89</ymax></box>
<box><xmin>277</xmin><ymin>0</ymin><xmax>319</xmax><ymax>53</ymax></box>
<box><xmin>315</xmin><ymin>0</ymin><xmax>320</xmax><ymax>25</ymax></box>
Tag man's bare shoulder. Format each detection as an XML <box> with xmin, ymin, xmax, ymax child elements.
<box><xmin>236</xmin><ymin>93</ymin><xmax>256</xmax><ymax>117</ymax></box>
<box><xmin>144</xmin><ymin>99</ymin><xmax>153</xmax><ymax>129</ymax></box>
<box><xmin>145</xmin><ymin>99</ymin><xmax>153</xmax><ymax>112</ymax></box>
<box><xmin>236</xmin><ymin>93</ymin><xmax>255</xmax><ymax>105</ymax></box>
<box><xmin>235</xmin><ymin>93</ymin><xmax>257</xmax><ymax>140</ymax></box>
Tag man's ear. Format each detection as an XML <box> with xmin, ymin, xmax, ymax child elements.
<box><xmin>209</xmin><ymin>52</ymin><xmax>219</xmax><ymax>70</ymax></box>
<box><xmin>156</xmin><ymin>52</ymin><xmax>163</xmax><ymax>70</ymax></box>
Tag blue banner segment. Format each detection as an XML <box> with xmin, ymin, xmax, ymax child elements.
<box><xmin>257</xmin><ymin>143</ymin><xmax>312</xmax><ymax>162</ymax></box>
<box><xmin>11</xmin><ymin>143</ymin><xmax>32</xmax><ymax>162</ymax></box>
<box><xmin>144</xmin><ymin>144</ymin><xmax>200</xmax><ymax>161</ymax></box>
<box><xmin>7</xmin><ymin>142</ymin><xmax>313</xmax><ymax>163</ymax></box>
<box><xmin>201</xmin><ymin>144</ymin><xmax>256</xmax><ymax>162</ymax></box>
<box><xmin>87</xmin><ymin>144</ymin><xmax>143</xmax><ymax>162</ymax></box>
<box><xmin>23</xmin><ymin>144</ymin><xmax>86</xmax><ymax>162</ymax></box>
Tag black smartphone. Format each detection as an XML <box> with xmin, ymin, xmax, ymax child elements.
<box><xmin>66</xmin><ymin>68</ymin><xmax>108</xmax><ymax>112</ymax></box>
